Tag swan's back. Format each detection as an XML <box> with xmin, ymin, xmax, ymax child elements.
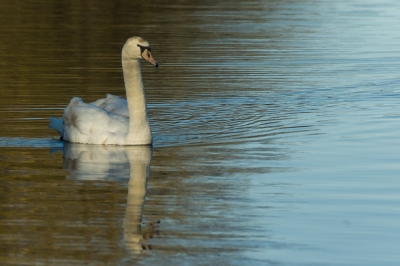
<box><xmin>92</xmin><ymin>94</ymin><xmax>129</xmax><ymax>118</ymax></box>
<box><xmin>62</xmin><ymin>97</ymin><xmax>129</xmax><ymax>145</ymax></box>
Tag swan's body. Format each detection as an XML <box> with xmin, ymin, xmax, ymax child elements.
<box><xmin>49</xmin><ymin>37</ymin><xmax>158</xmax><ymax>145</ymax></box>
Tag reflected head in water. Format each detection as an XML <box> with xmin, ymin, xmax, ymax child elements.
<box><xmin>62</xmin><ymin>142</ymin><xmax>156</xmax><ymax>253</ymax></box>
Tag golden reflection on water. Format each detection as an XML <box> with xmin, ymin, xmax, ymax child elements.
<box><xmin>0</xmin><ymin>147</ymin><xmax>127</xmax><ymax>263</ymax></box>
<box><xmin>0</xmin><ymin>144</ymin><xmax>154</xmax><ymax>263</ymax></box>
<box><xmin>0</xmin><ymin>142</ymin><xmax>282</xmax><ymax>264</ymax></box>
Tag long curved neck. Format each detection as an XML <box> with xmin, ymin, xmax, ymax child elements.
<box><xmin>122</xmin><ymin>59</ymin><xmax>152</xmax><ymax>145</ymax></box>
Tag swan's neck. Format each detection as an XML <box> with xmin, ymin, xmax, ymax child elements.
<box><xmin>122</xmin><ymin>59</ymin><xmax>152</xmax><ymax>145</ymax></box>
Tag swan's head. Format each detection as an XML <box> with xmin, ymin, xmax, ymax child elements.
<box><xmin>122</xmin><ymin>37</ymin><xmax>159</xmax><ymax>67</ymax></box>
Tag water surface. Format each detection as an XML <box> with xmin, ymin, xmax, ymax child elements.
<box><xmin>1</xmin><ymin>0</ymin><xmax>400</xmax><ymax>265</ymax></box>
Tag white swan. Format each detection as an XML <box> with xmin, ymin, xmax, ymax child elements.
<box><xmin>49</xmin><ymin>36</ymin><xmax>158</xmax><ymax>145</ymax></box>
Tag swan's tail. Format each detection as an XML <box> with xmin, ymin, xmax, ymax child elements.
<box><xmin>49</xmin><ymin>117</ymin><xmax>64</xmax><ymax>136</ymax></box>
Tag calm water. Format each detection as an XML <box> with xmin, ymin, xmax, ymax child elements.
<box><xmin>1</xmin><ymin>0</ymin><xmax>400</xmax><ymax>265</ymax></box>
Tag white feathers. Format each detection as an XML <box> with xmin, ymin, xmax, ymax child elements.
<box><xmin>92</xmin><ymin>94</ymin><xmax>129</xmax><ymax>118</ymax></box>
<box><xmin>48</xmin><ymin>37</ymin><xmax>156</xmax><ymax>145</ymax></box>
<box><xmin>61</xmin><ymin>96</ymin><xmax>129</xmax><ymax>145</ymax></box>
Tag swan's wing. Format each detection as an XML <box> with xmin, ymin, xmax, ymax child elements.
<box><xmin>63</xmin><ymin>97</ymin><xmax>129</xmax><ymax>144</ymax></box>
<box><xmin>91</xmin><ymin>94</ymin><xmax>129</xmax><ymax>118</ymax></box>
<box><xmin>48</xmin><ymin>94</ymin><xmax>127</xmax><ymax>138</ymax></box>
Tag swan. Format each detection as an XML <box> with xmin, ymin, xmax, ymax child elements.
<box><xmin>49</xmin><ymin>36</ymin><xmax>158</xmax><ymax>145</ymax></box>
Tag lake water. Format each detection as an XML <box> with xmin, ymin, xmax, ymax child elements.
<box><xmin>1</xmin><ymin>0</ymin><xmax>400</xmax><ymax>265</ymax></box>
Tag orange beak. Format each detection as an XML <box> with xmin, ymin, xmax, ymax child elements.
<box><xmin>138</xmin><ymin>44</ymin><xmax>159</xmax><ymax>67</ymax></box>
<box><xmin>142</xmin><ymin>50</ymin><xmax>159</xmax><ymax>67</ymax></box>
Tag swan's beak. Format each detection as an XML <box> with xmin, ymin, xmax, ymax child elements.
<box><xmin>141</xmin><ymin>49</ymin><xmax>159</xmax><ymax>67</ymax></box>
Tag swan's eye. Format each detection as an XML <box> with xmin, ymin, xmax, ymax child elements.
<box><xmin>147</xmin><ymin>52</ymin><xmax>151</xmax><ymax>57</ymax></box>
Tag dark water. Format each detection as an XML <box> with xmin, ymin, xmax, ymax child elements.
<box><xmin>1</xmin><ymin>0</ymin><xmax>400</xmax><ymax>265</ymax></box>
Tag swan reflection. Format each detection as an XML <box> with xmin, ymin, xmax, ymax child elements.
<box><xmin>62</xmin><ymin>142</ymin><xmax>155</xmax><ymax>253</ymax></box>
